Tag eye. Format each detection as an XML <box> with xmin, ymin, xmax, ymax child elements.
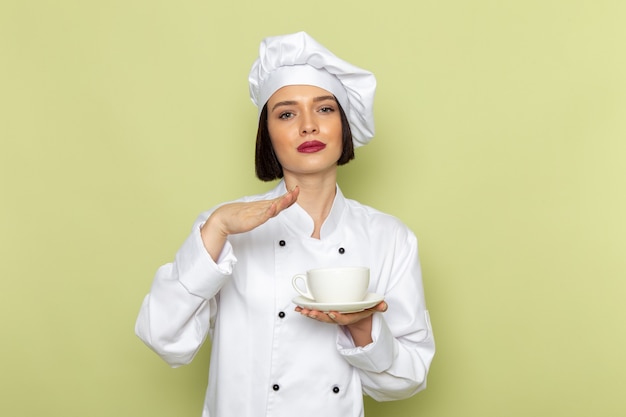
<box><xmin>318</xmin><ymin>106</ymin><xmax>335</xmax><ymax>113</ymax></box>
<box><xmin>279</xmin><ymin>111</ymin><xmax>294</xmax><ymax>120</ymax></box>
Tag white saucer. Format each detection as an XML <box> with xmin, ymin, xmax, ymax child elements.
<box><xmin>292</xmin><ymin>293</ymin><xmax>384</xmax><ymax>313</ymax></box>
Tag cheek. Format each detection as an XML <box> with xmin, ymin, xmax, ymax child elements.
<box><xmin>268</xmin><ymin>130</ymin><xmax>286</xmax><ymax>152</ymax></box>
<box><xmin>267</xmin><ymin>132</ymin><xmax>289</xmax><ymax>164</ymax></box>
<box><xmin>267</xmin><ymin>122</ymin><xmax>289</xmax><ymax>144</ymax></box>
<box><xmin>328</xmin><ymin>120</ymin><xmax>344</xmax><ymax>145</ymax></box>
<box><xmin>327</xmin><ymin>116</ymin><xmax>343</xmax><ymax>137</ymax></box>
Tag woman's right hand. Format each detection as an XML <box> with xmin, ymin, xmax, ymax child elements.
<box><xmin>200</xmin><ymin>186</ymin><xmax>299</xmax><ymax>261</ymax></box>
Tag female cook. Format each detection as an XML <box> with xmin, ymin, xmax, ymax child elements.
<box><xmin>135</xmin><ymin>31</ymin><xmax>435</xmax><ymax>417</ymax></box>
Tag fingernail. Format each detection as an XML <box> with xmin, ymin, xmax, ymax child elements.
<box><xmin>328</xmin><ymin>313</ymin><xmax>336</xmax><ymax>320</ymax></box>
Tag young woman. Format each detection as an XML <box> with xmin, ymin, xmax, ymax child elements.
<box><xmin>136</xmin><ymin>31</ymin><xmax>435</xmax><ymax>417</ymax></box>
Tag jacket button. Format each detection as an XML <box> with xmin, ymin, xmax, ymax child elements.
<box><xmin>273</xmin><ymin>384</ymin><xmax>280</xmax><ymax>391</ymax></box>
<box><xmin>332</xmin><ymin>386</ymin><xmax>340</xmax><ymax>394</ymax></box>
<box><xmin>338</xmin><ymin>247</ymin><xmax>345</xmax><ymax>254</ymax></box>
<box><xmin>278</xmin><ymin>311</ymin><xmax>286</xmax><ymax>319</ymax></box>
<box><xmin>279</xmin><ymin>240</ymin><xmax>286</xmax><ymax>247</ymax></box>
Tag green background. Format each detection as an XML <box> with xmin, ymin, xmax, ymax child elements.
<box><xmin>2</xmin><ymin>1</ymin><xmax>625</xmax><ymax>416</ymax></box>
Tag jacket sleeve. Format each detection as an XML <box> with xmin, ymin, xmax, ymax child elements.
<box><xmin>336</xmin><ymin>224</ymin><xmax>435</xmax><ymax>401</ymax></box>
<box><xmin>134</xmin><ymin>214</ymin><xmax>237</xmax><ymax>367</ymax></box>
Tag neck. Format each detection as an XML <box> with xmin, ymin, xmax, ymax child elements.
<box><xmin>284</xmin><ymin>172</ymin><xmax>337</xmax><ymax>239</ymax></box>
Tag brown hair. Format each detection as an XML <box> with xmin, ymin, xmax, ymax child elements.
<box><xmin>255</xmin><ymin>100</ymin><xmax>354</xmax><ymax>181</ymax></box>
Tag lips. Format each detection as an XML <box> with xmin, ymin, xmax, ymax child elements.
<box><xmin>297</xmin><ymin>140</ymin><xmax>326</xmax><ymax>153</ymax></box>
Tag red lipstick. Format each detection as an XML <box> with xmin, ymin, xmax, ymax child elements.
<box><xmin>297</xmin><ymin>140</ymin><xmax>326</xmax><ymax>153</ymax></box>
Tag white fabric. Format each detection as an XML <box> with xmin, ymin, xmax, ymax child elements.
<box><xmin>258</xmin><ymin>65</ymin><xmax>348</xmax><ymax>117</ymax></box>
<box><xmin>249</xmin><ymin>31</ymin><xmax>377</xmax><ymax>147</ymax></box>
<box><xmin>135</xmin><ymin>181</ymin><xmax>435</xmax><ymax>417</ymax></box>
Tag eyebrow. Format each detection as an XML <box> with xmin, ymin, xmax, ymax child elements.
<box><xmin>271</xmin><ymin>95</ymin><xmax>336</xmax><ymax>112</ymax></box>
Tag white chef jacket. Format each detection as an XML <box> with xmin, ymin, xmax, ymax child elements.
<box><xmin>135</xmin><ymin>180</ymin><xmax>435</xmax><ymax>417</ymax></box>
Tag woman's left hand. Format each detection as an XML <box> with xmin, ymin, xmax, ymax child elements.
<box><xmin>295</xmin><ymin>301</ymin><xmax>387</xmax><ymax>325</ymax></box>
<box><xmin>295</xmin><ymin>301</ymin><xmax>388</xmax><ymax>346</ymax></box>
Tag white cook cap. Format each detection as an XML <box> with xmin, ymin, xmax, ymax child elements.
<box><xmin>248</xmin><ymin>31</ymin><xmax>377</xmax><ymax>147</ymax></box>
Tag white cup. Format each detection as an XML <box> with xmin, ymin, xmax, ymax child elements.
<box><xmin>292</xmin><ymin>266</ymin><xmax>370</xmax><ymax>303</ymax></box>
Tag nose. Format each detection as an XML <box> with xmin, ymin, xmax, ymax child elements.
<box><xmin>300</xmin><ymin>112</ymin><xmax>318</xmax><ymax>135</ymax></box>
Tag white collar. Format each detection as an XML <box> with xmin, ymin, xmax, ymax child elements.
<box><xmin>272</xmin><ymin>180</ymin><xmax>347</xmax><ymax>239</ymax></box>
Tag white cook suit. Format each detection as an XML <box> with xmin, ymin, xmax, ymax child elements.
<box><xmin>135</xmin><ymin>180</ymin><xmax>435</xmax><ymax>417</ymax></box>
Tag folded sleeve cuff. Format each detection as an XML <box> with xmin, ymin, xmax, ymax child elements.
<box><xmin>336</xmin><ymin>314</ymin><xmax>397</xmax><ymax>372</ymax></box>
<box><xmin>176</xmin><ymin>225</ymin><xmax>237</xmax><ymax>299</ymax></box>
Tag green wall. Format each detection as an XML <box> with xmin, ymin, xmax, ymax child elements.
<box><xmin>2</xmin><ymin>1</ymin><xmax>625</xmax><ymax>416</ymax></box>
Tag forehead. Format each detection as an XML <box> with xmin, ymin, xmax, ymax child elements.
<box><xmin>267</xmin><ymin>85</ymin><xmax>335</xmax><ymax>105</ymax></box>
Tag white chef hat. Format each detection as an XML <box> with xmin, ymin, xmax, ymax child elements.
<box><xmin>248</xmin><ymin>31</ymin><xmax>377</xmax><ymax>147</ymax></box>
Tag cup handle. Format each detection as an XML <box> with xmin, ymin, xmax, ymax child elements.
<box><xmin>292</xmin><ymin>274</ymin><xmax>314</xmax><ymax>300</ymax></box>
